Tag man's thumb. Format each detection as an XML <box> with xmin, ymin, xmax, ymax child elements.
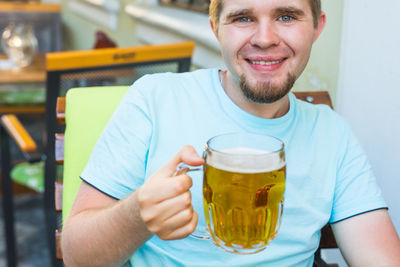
<box><xmin>157</xmin><ymin>145</ymin><xmax>204</xmax><ymax>177</ymax></box>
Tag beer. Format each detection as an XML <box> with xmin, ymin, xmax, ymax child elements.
<box><xmin>203</xmin><ymin>147</ymin><xmax>286</xmax><ymax>254</ymax></box>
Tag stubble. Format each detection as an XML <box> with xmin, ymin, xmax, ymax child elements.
<box><xmin>239</xmin><ymin>73</ymin><xmax>296</xmax><ymax>104</ymax></box>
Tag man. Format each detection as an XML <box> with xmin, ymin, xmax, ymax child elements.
<box><xmin>62</xmin><ymin>0</ymin><xmax>400</xmax><ymax>266</ymax></box>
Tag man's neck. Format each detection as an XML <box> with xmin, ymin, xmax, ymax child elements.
<box><xmin>220</xmin><ymin>70</ymin><xmax>290</xmax><ymax>119</ymax></box>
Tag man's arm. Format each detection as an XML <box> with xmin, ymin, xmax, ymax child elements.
<box><xmin>61</xmin><ymin>146</ymin><xmax>204</xmax><ymax>267</ymax></box>
<box><xmin>62</xmin><ymin>182</ymin><xmax>148</xmax><ymax>267</ymax></box>
<box><xmin>331</xmin><ymin>209</ymin><xmax>400</xmax><ymax>267</ymax></box>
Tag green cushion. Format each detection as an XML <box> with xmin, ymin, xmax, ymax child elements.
<box><xmin>11</xmin><ymin>162</ymin><xmax>63</xmax><ymax>193</ymax></box>
<box><xmin>62</xmin><ymin>86</ymin><xmax>129</xmax><ymax>223</ymax></box>
<box><xmin>11</xmin><ymin>161</ymin><xmax>44</xmax><ymax>192</ymax></box>
<box><xmin>0</xmin><ymin>87</ymin><xmax>45</xmax><ymax>105</ymax></box>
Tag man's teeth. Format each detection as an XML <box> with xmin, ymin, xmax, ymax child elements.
<box><xmin>251</xmin><ymin>60</ymin><xmax>283</xmax><ymax>65</ymax></box>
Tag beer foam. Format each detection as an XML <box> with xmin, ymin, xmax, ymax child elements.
<box><xmin>207</xmin><ymin>147</ymin><xmax>285</xmax><ymax>173</ymax></box>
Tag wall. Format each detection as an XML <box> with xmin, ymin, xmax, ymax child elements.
<box><xmin>337</xmin><ymin>1</ymin><xmax>400</xmax><ymax>234</ymax></box>
<box><xmin>294</xmin><ymin>0</ymin><xmax>344</xmax><ymax>104</ymax></box>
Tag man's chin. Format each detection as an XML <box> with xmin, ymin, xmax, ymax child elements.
<box><xmin>239</xmin><ymin>74</ymin><xmax>296</xmax><ymax>104</ymax></box>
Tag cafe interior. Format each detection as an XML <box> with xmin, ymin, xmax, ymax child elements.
<box><xmin>0</xmin><ymin>0</ymin><xmax>399</xmax><ymax>267</ymax></box>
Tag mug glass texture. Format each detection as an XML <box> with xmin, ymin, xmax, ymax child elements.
<box><xmin>202</xmin><ymin>133</ymin><xmax>286</xmax><ymax>254</ymax></box>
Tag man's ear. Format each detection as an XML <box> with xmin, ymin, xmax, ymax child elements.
<box><xmin>313</xmin><ymin>11</ymin><xmax>326</xmax><ymax>43</ymax></box>
<box><xmin>210</xmin><ymin>18</ymin><xmax>219</xmax><ymax>40</ymax></box>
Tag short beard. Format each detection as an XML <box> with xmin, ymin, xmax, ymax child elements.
<box><xmin>239</xmin><ymin>73</ymin><xmax>296</xmax><ymax>104</ymax></box>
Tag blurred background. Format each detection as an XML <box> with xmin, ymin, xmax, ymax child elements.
<box><xmin>0</xmin><ymin>0</ymin><xmax>399</xmax><ymax>266</ymax></box>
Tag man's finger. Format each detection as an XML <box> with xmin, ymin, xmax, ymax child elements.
<box><xmin>150</xmin><ymin>191</ymin><xmax>192</xmax><ymax>222</ymax></box>
<box><xmin>140</xmin><ymin>174</ymin><xmax>193</xmax><ymax>205</ymax></box>
<box><xmin>159</xmin><ymin>211</ymin><xmax>198</xmax><ymax>240</ymax></box>
<box><xmin>154</xmin><ymin>145</ymin><xmax>204</xmax><ymax>178</ymax></box>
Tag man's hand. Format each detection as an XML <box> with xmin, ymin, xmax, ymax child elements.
<box><xmin>137</xmin><ymin>146</ymin><xmax>204</xmax><ymax>240</ymax></box>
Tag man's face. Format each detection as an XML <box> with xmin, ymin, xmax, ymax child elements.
<box><xmin>212</xmin><ymin>0</ymin><xmax>325</xmax><ymax>103</ymax></box>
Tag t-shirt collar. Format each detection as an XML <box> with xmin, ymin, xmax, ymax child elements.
<box><xmin>212</xmin><ymin>68</ymin><xmax>297</xmax><ymax>132</ymax></box>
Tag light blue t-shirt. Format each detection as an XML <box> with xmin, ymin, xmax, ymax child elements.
<box><xmin>81</xmin><ymin>69</ymin><xmax>387</xmax><ymax>267</ymax></box>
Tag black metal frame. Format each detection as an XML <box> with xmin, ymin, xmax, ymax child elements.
<box><xmin>313</xmin><ymin>249</ymin><xmax>332</xmax><ymax>267</ymax></box>
<box><xmin>1</xmin><ymin>56</ymin><xmax>191</xmax><ymax>267</ymax></box>
<box><xmin>1</xmin><ymin>125</ymin><xmax>17</xmax><ymax>267</ymax></box>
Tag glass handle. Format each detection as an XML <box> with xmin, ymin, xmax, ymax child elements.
<box><xmin>173</xmin><ymin>163</ymin><xmax>210</xmax><ymax>239</ymax></box>
<box><xmin>173</xmin><ymin>163</ymin><xmax>202</xmax><ymax>176</ymax></box>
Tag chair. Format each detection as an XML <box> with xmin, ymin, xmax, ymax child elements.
<box><xmin>49</xmin><ymin>88</ymin><xmax>338</xmax><ymax>264</ymax></box>
<box><xmin>0</xmin><ymin>41</ymin><xmax>195</xmax><ymax>267</ymax></box>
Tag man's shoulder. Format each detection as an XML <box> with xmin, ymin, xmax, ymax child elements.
<box><xmin>294</xmin><ymin>94</ymin><xmax>337</xmax><ymax>117</ymax></box>
<box><xmin>292</xmin><ymin>93</ymin><xmax>348</xmax><ymax>130</ymax></box>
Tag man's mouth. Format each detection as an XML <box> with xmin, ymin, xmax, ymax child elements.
<box><xmin>248</xmin><ymin>59</ymin><xmax>285</xmax><ymax>66</ymax></box>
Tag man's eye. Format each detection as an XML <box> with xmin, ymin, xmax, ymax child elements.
<box><xmin>235</xmin><ymin>17</ymin><xmax>251</xmax><ymax>23</ymax></box>
<box><xmin>279</xmin><ymin>15</ymin><xmax>294</xmax><ymax>22</ymax></box>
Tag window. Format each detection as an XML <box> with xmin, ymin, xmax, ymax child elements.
<box><xmin>159</xmin><ymin>0</ymin><xmax>209</xmax><ymax>13</ymax></box>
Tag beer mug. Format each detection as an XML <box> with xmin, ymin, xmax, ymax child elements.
<box><xmin>177</xmin><ymin>132</ymin><xmax>286</xmax><ymax>254</ymax></box>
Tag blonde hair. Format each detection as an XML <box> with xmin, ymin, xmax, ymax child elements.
<box><xmin>209</xmin><ymin>0</ymin><xmax>321</xmax><ymax>30</ymax></box>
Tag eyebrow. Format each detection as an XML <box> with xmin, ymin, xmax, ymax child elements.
<box><xmin>273</xmin><ymin>7</ymin><xmax>306</xmax><ymax>17</ymax></box>
<box><xmin>223</xmin><ymin>8</ymin><xmax>252</xmax><ymax>21</ymax></box>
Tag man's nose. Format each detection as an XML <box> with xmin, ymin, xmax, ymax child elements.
<box><xmin>250</xmin><ymin>21</ymin><xmax>280</xmax><ymax>48</ymax></box>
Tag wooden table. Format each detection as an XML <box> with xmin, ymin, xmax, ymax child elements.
<box><xmin>0</xmin><ymin>53</ymin><xmax>46</xmax><ymax>114</ymax></box>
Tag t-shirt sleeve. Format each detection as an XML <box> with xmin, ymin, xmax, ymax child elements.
<box><xmin>80</xmin><ymin>80</ymin><xmax>152</xmax><ymax>200</ymax></box>
<box><xmin>329</xmin><ymin>121</ymin><xmax>387</xmax><ymax>223</ymax></box>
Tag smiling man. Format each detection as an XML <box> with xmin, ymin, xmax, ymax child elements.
<box><xmin>213</xmin><ymin>0</ymin><xmax>326</xmax><ymax>118</ymax></box>
<box><xmin>61</xmin><ymin>0</ymin><xmax>400</xmax><ymax>266</ymax></box>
